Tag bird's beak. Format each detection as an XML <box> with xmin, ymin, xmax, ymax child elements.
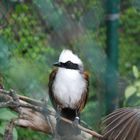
<box><xmin>53</xmin><ymin>62</ymin><xmax>61</xmax><ymax>67</ymax></box>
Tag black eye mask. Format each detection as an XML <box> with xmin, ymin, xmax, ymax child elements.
<box><xmin>53</xmin><ymin>61</ymin><xmax>80</xmax><ymax>70</ymax></box>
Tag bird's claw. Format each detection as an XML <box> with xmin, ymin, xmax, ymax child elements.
<box><xmin>72</xmin><ymin>116</ymin><xmax>80</xmax><ymax>128</ymax></box>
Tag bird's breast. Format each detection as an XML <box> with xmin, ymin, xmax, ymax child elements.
<box><xmin>53</xmin><ymin>68</ymin><xmax>86</xmax><ymax>109</ymax></box>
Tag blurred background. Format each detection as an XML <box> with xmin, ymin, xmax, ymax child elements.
<box><xmin>0</xmin><ymin>0</ymin><xmax>140</xmax><ymax>139</ymax></box>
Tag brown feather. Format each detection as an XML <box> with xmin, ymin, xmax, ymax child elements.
<box><xmin>48</xmin><ymin>69</ymin><xmax>63</xmax><ymax>109</ymax></box>
<box><xmin>75</xmin><ymin>71</ymin><xmax>89</xmax><ymax>112</ymax></box>
<box><xmin>102</xmin><ymin>108</ymin><xmax>140</xmax><ymax>140</ymax></box>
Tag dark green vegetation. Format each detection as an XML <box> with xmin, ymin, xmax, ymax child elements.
<box><xmin>0</xmin><ymin>0</ymin><xmax>140</xmax><ymax>139</ymax></box>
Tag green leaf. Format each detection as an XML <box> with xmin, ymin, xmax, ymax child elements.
<box><xmin>0</xmin><ymin>122</ymin><xmax>5</xmax><ymax>135</ymax></box>
<box><xmin>13</xmin><ymin>128</ymin><xmax>18</xmax><ymax>140</ymax></box>
<box><xmin>135</xmin><ymin>81</ymin><xmax>140</xmax><ymax>87</ymax></box>
<box><xmin>125</xmin><ymin>85</ymin><xmax>137</xmax><ymax>99</ymax></box>
<box><xmin>137</xmin><ymin>92</ymin><xmax>140</xmax><ymax>97</ymax></box>
<box><xmin>0</xmin><ymin>109</ymin><xmax>17</xmax><ymax>120</ymax></box>
<box><xmin>132</xmin><ymin>66</ymin><xmax>139</xmax><ymax>78</ymax></box>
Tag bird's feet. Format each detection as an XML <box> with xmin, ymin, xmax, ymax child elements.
<box><xmin>72</xmin><ymin>116</ymin><xmax>81</xmax><ymax>134</ymax></box>
<box><xmin>72</xmin><ymin>116</ymin><xmax>80</xmax><ymax>127</ymax></box>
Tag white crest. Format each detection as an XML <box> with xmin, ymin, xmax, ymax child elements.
<box><xmin>59</xmin><ymin>50</ymin><xmax>83</xmax><ymax>66</ymax></box>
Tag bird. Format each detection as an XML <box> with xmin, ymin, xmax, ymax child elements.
<box><xmin>102</xmin><ymin>107</ymin><xmax>140</xmax><ymax>140</ymax></box>
<box><xmin>48</xmin><ymin>49</ymin><xmax>89</xmax><ymax>136</ymax></box>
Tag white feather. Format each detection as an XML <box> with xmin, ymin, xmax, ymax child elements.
<box><xmin>53</xmin><ymin>68</ymin><xmax>86</xmax><ymax>109</ymax></box>
<box><xmin>59</xmin><ymin>49</ymin><xmax>83</xmax><ymax>66</ymax></box>
<box><xmin>53</xmin><ymin>50</ymin><xmax>86</xmax><ymax>109</ymax></box>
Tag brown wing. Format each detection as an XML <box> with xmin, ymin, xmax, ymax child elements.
<box><xmin>76</xmin><ymin>71</ymin><xmax>89</xmax><ymax>112</ymax></box>
<box><xmin>102</xmin><ymin>108</ymin><xmax>140</xmax><ymax>140</ymax></box>
<box><xmin>48</xmin><ymin>69</ymin><xmax>63</xmax><ymax>110</ymax></box>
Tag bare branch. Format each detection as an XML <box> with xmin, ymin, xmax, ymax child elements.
<box><xmin>0</xmin><ymin>88</ymin><xmax>102</xmax><ymax>139</ymax></box>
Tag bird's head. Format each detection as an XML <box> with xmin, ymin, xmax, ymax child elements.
<box><xmin>53</xmin><ymin>50</ymin><xmax>83</xmax><ymax>72</ymax></box>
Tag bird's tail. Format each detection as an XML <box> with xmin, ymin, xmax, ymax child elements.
<box><xmin>102</xmin><ymin>107</ymin><xmax>140</xmax><ymax>140</ymax></box>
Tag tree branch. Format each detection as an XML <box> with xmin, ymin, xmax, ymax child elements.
<box><xmin>0</xmin><ymin>88</ymin><xmax>103</xmax><ymax>139</ymax></box>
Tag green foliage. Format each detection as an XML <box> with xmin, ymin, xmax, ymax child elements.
<box><xmin>0</xmin><ymin>3</ymin><xmax>56</xmax><ymax>92</ymax></box>
<box><xmin>0</xmin><ymin>109</ymin><xmax>18</xmax><ymax>140</ymax></box>
<box><xmin>16</xmin><ymin>127</ymin><xmax>51</xmax><ymax>140</ymax></box>
<box><xmin>119</xmin><ymin>7</ymin><xmax>140</xmax><ymax>75</ymax></box>
<box><xmin>130</xmin><ymin>0</ymin><xmax>140</xmax><ymax>11</ymax></box>
<box><xmin>0</xmin><ymin>109</ymin><xmax>17</xmax><ymax>120</ymax></box>
<box><xmin>82</xmin><ymin>101</ymin><xmax>102</xmax><ymax>130</ymax></box>
<box><xmin>0</xmin><ymin>3</ymin><xmax>55</xmax><ymax>140</ymax></box>
<box><xmin>0</xmin><ymin>4</ymin><xmax>55</xmax><ymax>63</ymax></box>
<box><xmin>125</xmin><ymin>66</ymin><xmax>140</xmax><ymax>106</ymax></box>
<box><xmin>0</xmin><ymin>39</ymin><xmax>11</xmax><ymax>71</ymax></box>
